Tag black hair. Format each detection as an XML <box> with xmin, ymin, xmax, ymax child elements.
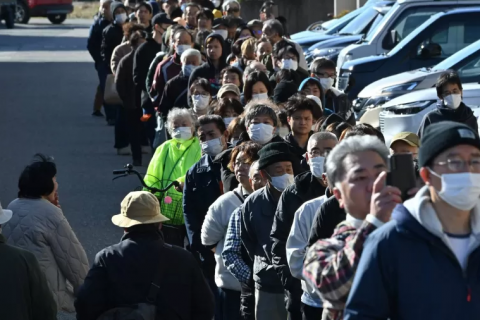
<box><xmin>185</xmin><ymin>3</ymin><xmax>201</xmax><ymax>11</ymax></box>
<box><xmin>231</xmin><ymin>38</ymin><xmax>247</xmax><ymax>57</ymax></box>
<box><xmin>264</xmin><ymin>19</ymin><xmax>284</xmax><ymax>37</ymax></box>
<box><xmin>215</xmin><ymin>98</ymin><xmax>244</xmax><ymax>117</ymax></box>
<box><xmin>234</xmin><ymin>26</ymin><xmax>254</xmax><ymax>43</ymax></box>
<box><xmin>221</xmin><ymin>66</ymin><xmax>244</xmax><ymax>89</ymax></box>
<box><xmin>285</xmin><ymin>93</ymin><xmax>323</xmax><ymax>120</ymax></box>
<box><xmin>18</xmin><ymin>154</ymin><xmax>57</xmax><ymax>199</ymax></box>
<box><xmin>436</xmin><ymin>71</ymin><xmax>463</xmax><ymax>97</ymax></box>
<box><xmin>122</xmin><ymin>22</ymin><xmax>146</xmax><ymax>39</ymax></box>
<box><xmin>198</xmin><ymin>114</ymin><xmax>227</xmax><ymax>133</ymax></box>
<box><xmin>276</xmin><ymin>109</ymin><xmax>289</xmax><ymax>128</ymax></box>
<box><xmin>135</xmin><ymin>1</ymin><xmax>152</xmax><ymax>13</ymax></box>
<box><xmin>244</xmin><ymin>71</ymin><xmax>273</xmax><ymax>103</ymax></box>
<box><xmin>273</xmin><ymin>39</ymin><xmax>299</xmax><ymax>61</ymax></box>
<box><xmin>168</xmin><ymin>6</ymin><xmax>183</xmax><ymax>19</ymax></box>
<box><xmin>276</xmin><ymin>16</ymin><xmax>288</xmax><ymax>37</ymax></box>
<box><xmin>173</xmin><ymin>27</ymin><xmax>194</xmax><ymax>43</ymax></box>
<box><xmin>196</xmin><ymin>9</ymin><xmax>214</xmax><ymax>22</ymax></box>
<box><xmin>345</xmin><ymin>123</ymin><xmax>385</xmax><ymax>143</ymax></box>
<box><xmin>310</xmin><ymin>57</ymin><xmax>336</xmax><ymax>73</ymax></box>
<box><xmin>130</xmin><ymin>30</ymin><xmax>148</xmax><ymax>47</ymax></box>
<box><xmin>190</xmin><ymin>78</ymin><xmax>212</xmax><ymax>95</ymax></box>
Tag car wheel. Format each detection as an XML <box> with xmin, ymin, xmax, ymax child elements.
<box><xmin>47</xmin><ymin>13</ymin><xmax>66</xmax><ymax>24</ymax></box>
<box><xmin>15</xmin><ymin>1</ymin><xmax>29</xmax><ymax>24</ymax></box>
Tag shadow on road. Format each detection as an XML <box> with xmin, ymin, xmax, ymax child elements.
<box><xmin>0</xmin><ymin>34</ymin><xmax>88</xmax><ymax>51</ymax></box>
<box><xmin>15</xmin><ymin>23</ymin><xmax>91</xmax><ymax>30</ymax></box>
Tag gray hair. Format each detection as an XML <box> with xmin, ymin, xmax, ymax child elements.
<box><xmin>223</xmin><ymin>0</ymin><xmax>241</xmax><ymax>11</ymax></box>
<box><xmin>166</xmin><ymin>108</ymin><xmax>196</xmax><ymax>136</ymax></box>
<box><xmin>308</xmin><ymin>132</ymin><xmax>338</xmax><ymax>151</ymax></box>
<box><xmin>181</xmin><ymin>48</ymin><xmax>201</xmax><ymax>64</ymax></box>
<box><xmin>244</xmin><ymin>100</ymin><xmax>279</xmax><ymax>127</ymax></box>
<box><xmin>326</xmin><ymin>135</ymin><xmax>388</xmax><ymax>186</ymax></box>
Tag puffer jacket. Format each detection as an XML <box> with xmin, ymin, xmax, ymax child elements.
<box><xmin>3</xmin><ymin>198</ymin><xmax>89</xmax><ymax>312</ymax></box>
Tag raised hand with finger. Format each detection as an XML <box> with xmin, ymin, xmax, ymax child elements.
<box><xmin>370</xmin><ymin>171</ymin><xmax>402</xmax><ymax>224</ymax></box>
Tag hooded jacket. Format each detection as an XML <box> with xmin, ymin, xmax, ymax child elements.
<box><xmin>271</xmin><ymin>171</ymin><xmax>327</xmax><ymax>293</ymax></box>
<box><xmin>344</xmin><ymin>186</ymin><xmax>480</xmax><ymax>320</ymax></box>
<box><xmin>133</xmin><ymin>38</ymin><xmax>163</xmax><ymax>112</ymax></box>
<box><xmin>417</xmin><ymin>102</ymin><xmax>478</xmax><ymax>138</ymax></box>
<box><xmin>324</xmin><ymin>87</ymin><xmax>356</xmax><ymax>126</ymax></box>
<box><xmin>100</xmin><ymin>2</ymin><xmax>126</xmax><ymax>73</ymax></box>
<box><xmin>187</xmin><ymin>33</ymin><xmax>228</xmax><ymax>108</ymax></box>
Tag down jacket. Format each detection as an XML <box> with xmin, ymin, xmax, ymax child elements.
<box><xmin>3</xmin><ymin>198</ymin><xmax>89</xmax><ymax>312</ymax></box>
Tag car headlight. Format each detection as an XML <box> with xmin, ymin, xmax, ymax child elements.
<box><xmin>366</xmin><ymin>96</ymin><xmax>390</xmax><ymax>109</ymax></box>
<box><xmin>312</xmin><ymin>47</ymin><xmax>343</xmax><ymax>57</ymax></box>
<box><xmin>381</xmin><ymin>82</ymin><xmax>420</xmax><ymax>94</ymax></box>
<box><xmin>385</xmin><ymin>100</ymin><xmax>435</xmax><ymax>115</ymax></box>
<box><xmin>345</xmin><ymin>53</ymin><xmax>353</xmax><ymax>62</ymax></box>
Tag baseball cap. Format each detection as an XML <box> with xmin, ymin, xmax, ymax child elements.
<box><xmin>218</xmin><ymin>84</ymin><xmax>241</xmax><ymax>98</ymax></box>
<box><xmin>152</xmin><ymin>12</ymin><xmax>176</xmax><ymax>26</ymax></box>
<box><xmin>389</xmin><ymin>132</ymin><xmax>420</xmax><ymax>148</ymax></box>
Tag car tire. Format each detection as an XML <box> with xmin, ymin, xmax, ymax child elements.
<box><xmin>15</xmin><ymin>0</ymin><xmax>29</xmax><ymax>24</ymax></box>
<box><xmin>5</xmin><ymin>6</ymin><xmax>15</xmax><ymax>28</ymax></box>
<box><xmin>47</xmin><ymin>13</ymin><xmax>66</xmax><ymax>24</ymax></box>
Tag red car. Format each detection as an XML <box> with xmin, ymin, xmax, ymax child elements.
<box><xmin>16</xmin><ymin>0</ymin><xmax>73</xmax><ymax>24</ymax></box>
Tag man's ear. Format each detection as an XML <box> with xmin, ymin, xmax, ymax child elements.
<box><xmin>420</xmin><ymin>167</ymin><xmax>431</xmax><ymax>186</ymax></box>
<box><xmin>332</xmin><ymin>186</ymin><xmax>344</xmax><ymax>208</ymax></box>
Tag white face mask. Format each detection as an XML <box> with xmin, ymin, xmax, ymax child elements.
<box><xmin>278</xmin><ymin>127</ymin><xmax>290</xmax><ymax>138</ymax></box>
<box><xmin>182</xmin><ymin>64</ymin><xmax>197</xmax><ymax>77</ymax></box>
<box><xmin>192</xmin><ymin>94</ymin><xmax>210</xmax><ymax>112</ymax></box>
<box><xmin>444</xmin><ymin>94</ymin><xmax>462</xmax><ymax>110</ymax></box>
<box><xmin>248</xmin><ymin>123</ymin><xmax>274</xmax><ymax>144</ymax></box>
<box><xmin>201</xmin><ymin>137</ymin><xmax>224</xmax><ymax>157</ymax></box>
<box><xmin>176</xmin><ymin>44</ymin><xmax>191</xmax><ymax>55</ymax></box>
<box><xmin>309</xmin><ymin>156</ymin><xmax>325</xmax><ymax>179</ymax></box>
<box><xmin>213</xmin><ymin>29</ymin><xmax>228</xmax><ymax>40</ymax></box>
<box><xmin>281</xmin><ymin>59</ymin><xmax>298</xmax><ymax>71</ymax></box>
<box><xmin>224</xmin><ymin>117</ymin><xmax>235</xmax><ymax>126</ymax></box>
<box><xmin>172</xmin><ymin>127</ymin><xmax>193</xmax><ymax>141</ymax></box>
<box><xmin>429</xmin><ymin>169</ymin><xmax>480</xmax><ymax>211</ymax></box>
<box><xmin>270</xmin><ymin>173</ymin><xmax>294</xmax><ymax>191</ymax></box>
<box><xmin>252</xmin><ymin>93</ymin><xmax>269</xmax><ymax>101</ymax></box>
<box><xmin>115</xmin><ymin>13</ymin><xmax>128</xmax><ymax>24</ymax></box>
<box><xmin>212</xmin><ymin>0</ymin><xmax>221</xmax><ymax>7</ymax></box>
<box><xmin>319</xmin><ymin>78</ymin><xmax>334</xmax><ymax>91</ymax></box>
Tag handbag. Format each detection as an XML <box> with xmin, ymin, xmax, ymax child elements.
<box><xmin>96</xmin><ymin>243</ymin><xmax>169</xmax><ymax>320</ymax></box>
<box><xmin>104</xmin><ymin>74</ymin><xmax>123</xmax><ymax>105</ymax></box>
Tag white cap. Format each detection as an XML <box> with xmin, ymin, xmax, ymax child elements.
<box><xmin>0</xmin><ymin>202</ymin><xmax>12</xmax><ymax>225</ymax></box>
<box><xmin>306</xmin><ymin>95</ymin><xmax>322</xmax><ymax>109</ymax></box>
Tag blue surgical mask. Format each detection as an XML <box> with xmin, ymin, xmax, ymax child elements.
<box><xmin>182</xmin><ymin>64</ymin><xmax>197</xmax><ymax>77</ymax></box>
<box><xmin>270</xmin><ymin>173</ymin><xmax>294</xmax><ymax>191</ymax></box>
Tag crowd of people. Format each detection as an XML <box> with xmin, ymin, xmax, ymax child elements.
<box><xmin>2</xmin><ymin>0</ymin><xmax>480</xmax><ymax>319</ymax></box>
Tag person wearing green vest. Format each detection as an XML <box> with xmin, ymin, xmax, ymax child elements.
<box><xmin>144</xmin><ymin>107</ymin><xmax>201</xmax><ymax>247</ymax></box>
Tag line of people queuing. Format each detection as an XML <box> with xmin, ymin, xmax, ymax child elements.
<box><xmin>2</xmin><ymin>0</ymin><xmax>480</xmax><ymax>318</ymax></box>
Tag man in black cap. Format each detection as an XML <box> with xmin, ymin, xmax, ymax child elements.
<box><xmin>133</xmin><ymin>12</ymin><xmax>176</xmax><ymax>148</ymax></box>
<box><xmin>241</xmin><ymin>142</ymin><xmax>296</xmax><ymax>320</ymax></box>
<box><xmin>345</xmin><ymin>121</ymin><xmax>480</xmax><ymax>320</ymax></box>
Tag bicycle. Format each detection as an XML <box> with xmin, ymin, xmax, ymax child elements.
<box><xmin>113</xmin><ymin>164</ymin><xmax>188</xmax><ymax>247</ymax></box>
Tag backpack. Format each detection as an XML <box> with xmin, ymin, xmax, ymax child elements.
<box><xmin>96</xmin><ymin>243</ymin><xmax>170</xmax><ymax>320</ymax></box>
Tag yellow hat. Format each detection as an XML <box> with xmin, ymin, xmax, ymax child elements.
<box><xmin>213</xmin><ymin>9</ymin><xmax>223</xmax><ymax>19</ymax></box>
<box><xmin>112</xmin><ymin>191</ymin><xmax>169</xmax><ymax>228</ymax></box>
<box><xmin>389</xmin><ymin>132</ymin><xmax>420</xmax><ymax>148</ymax></box>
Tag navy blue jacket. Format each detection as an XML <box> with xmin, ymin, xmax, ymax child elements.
<box><xmin>183</xmin><ymin>154</ymin><xmax>222</xmax><ymax>279</ymax></box>
<box><xmin>344</xmin><ymin>205</ymin><xmax>480</xmax><ymax>320</ymax></box>
<box><xmin>87</xmin><ymin>15</ymin><xmax>110</xmax><ymax>65</ymax></box>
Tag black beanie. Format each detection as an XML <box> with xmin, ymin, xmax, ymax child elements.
<box><xmin>258</xmin><ymin>142</ymin><xmax>297</xmax><ymax>170</ymax></box>
<box><xmin>320</xmin><ymin>113</ymin><xmax>345</xmax><ymax>131</ymax></box>
<box><xmin>418</xmin><ymin>121</ymin><xmax>480</xmax><ymax>167</ymax></box>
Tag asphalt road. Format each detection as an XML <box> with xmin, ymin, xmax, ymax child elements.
<box><xmin>0</xmin><ymin>18</ymin><xmax>149</xmax><ymax>318</ymax></box>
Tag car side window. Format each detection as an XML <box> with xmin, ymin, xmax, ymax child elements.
<box><xmin>416</xmin><ymin>16</ymin><xmax>480</xmax><ymax>59</ymax></box>
<box><xmin>382</xmin><ymin>6</ymin><xmax>448</xmax><ymax>50</ymax></box>
<box><xmin>456</xmin><ymin>51</ymin><xmax>480</xmax><ymax>83</ymax></box>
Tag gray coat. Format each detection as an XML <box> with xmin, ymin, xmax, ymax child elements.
<box><xmin>3</xmin><ymin>198</ymin><xmax>89</xmax><ymax>312</ymax></box>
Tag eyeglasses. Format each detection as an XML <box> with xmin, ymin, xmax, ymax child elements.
<box><xmin>252</xmin><ymin>30</ymin><xmax>262</xmax><ymax>35</ymax></box>
<box><xmin>434</xmin><ymin>157</ymin><xmax>480</xmax><ymax>172</ymax></box>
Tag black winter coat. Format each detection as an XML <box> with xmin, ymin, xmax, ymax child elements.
<box><xmin>133</xmin><ymin>38</ymin><xmax>162</xmax><ymax>111</ymax></box>
<box><xmin>307</xmin><ymin>195</ymin><xmax>346</xmax><ymax>247</ymax></box>
<box><xmin>75</xmin><ymin>226</ymin><xmax>214</xmax><ymax>320</ymax></box>
<box><xmin>115</xmin><ymin>50</ymin><xmax>136</xmax><ymax>109</ymax></box>
<box><xmin>101</xmin><ymin>23</ymin><xmax>123</xmax><ymax>73</ymax></box>
<box><xmin>324</xmin><ymin>89</ymin><xmax>356</xmax><ymax>126</ymax></box>
<box><xmin>270</xmin><ymin>171</ymin><xmax>326</xmax><ymax>292</ymax></box>
<box><xmin>87</xmin><ymin>15</ymin><xmax>110</xmax><ymax>65</ymax></box>
<box><xmin>417</xmin><ymin>102</ymin><xmax>478</xmax><ymax>138</ymax></box>
<box><xmin>158</xmin><ymin>71</ymin><xmax>190</xmax><ymax>117</ymax></box>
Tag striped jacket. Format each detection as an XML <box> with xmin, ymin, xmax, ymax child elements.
<box><xmin>303</xmin><ymin>219</ymin><xmax>378</xmax><ymax>320</ymax></box>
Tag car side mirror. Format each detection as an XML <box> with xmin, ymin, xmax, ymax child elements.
<box><xmin>419</xmin><ymin>42</ymin><xmax>442</xmax><ymax>59</ymax></box>
<box><xmin>384</xmin><ymin>29</ymin><xmax>399</xmax><ymax>50</ymax></box>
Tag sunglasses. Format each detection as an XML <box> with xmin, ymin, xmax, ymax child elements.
<box><xmin>252</xmin><ymin>30</ymin><xmax>262</xmax><ymax>35</ymax></box>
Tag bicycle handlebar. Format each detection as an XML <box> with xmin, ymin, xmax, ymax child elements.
<box><xmin>112</xmin><ymin>164</ymin><xmax>180</xmax><ymax>193</ymax></box>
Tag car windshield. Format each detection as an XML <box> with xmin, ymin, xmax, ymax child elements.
<box><xmin>319</xmin><ymin>19</ymin><xmax>337</xmax><ymax>31</ymax></box>
<box><xmin>339</xmin><ymin>6</ymin><xmax>387</xmax><ymax>35</ymax></box>
<box><xmin>365</xmin><ymin>2</ymin><xmax>400</xmax><ymax>41</ymax></box>
<box><xmin>324</xmin><ymin>8</ymin><xmax>364</xmax><ymax>35</ymax></box>
<box><xmin>433</xmin><ymin>39</ymin><xmax>480</xmax><ymax>71</ymax></box>
<box><xmin>387</xmin><ymin>12</ymin><xmax>441</xmax><ymax>56</ymax></box>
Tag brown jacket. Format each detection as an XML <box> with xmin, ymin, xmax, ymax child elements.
<box><xmin>111</xmin><ymin>42</ymin><xmax>132</xmax><ymax>76</ymax></box>
<box><xmin>115</xmin><ymin>50</ymin><xmax>137</xmax><ymax>109</ymax></box>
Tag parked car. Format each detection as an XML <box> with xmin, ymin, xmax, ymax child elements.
<box><xmin>337</xmin><ymin>7</ymin><xmax>480</xmax><ymax>102</ymax></box>
<box><xmin>356</xmin><ymin>38</ymin><xmax>480</xmax><ymax>124</ymax></box>
<box><xmin>378</xmin><ymin>82</ymin><xmax>480</xmax><ymax>145</ymax></box>
<box><xmin>336</xmin><ymin>0</ymin><xmax>480</xmax><ymax>76</ymax></box>
<box><xmin>305</xmin><ymin>1</ymin><xmax>393</xmax><ymax>66</ymax></box>
<box><xmin>16</xmin><ymin>0</ymin><xmax>73</xmax><ymax>24</ymax></box>
<box><xmin>0</xmin><ymin>0</ymin><xmax>15</xmax><ymax>28</ymax></box>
